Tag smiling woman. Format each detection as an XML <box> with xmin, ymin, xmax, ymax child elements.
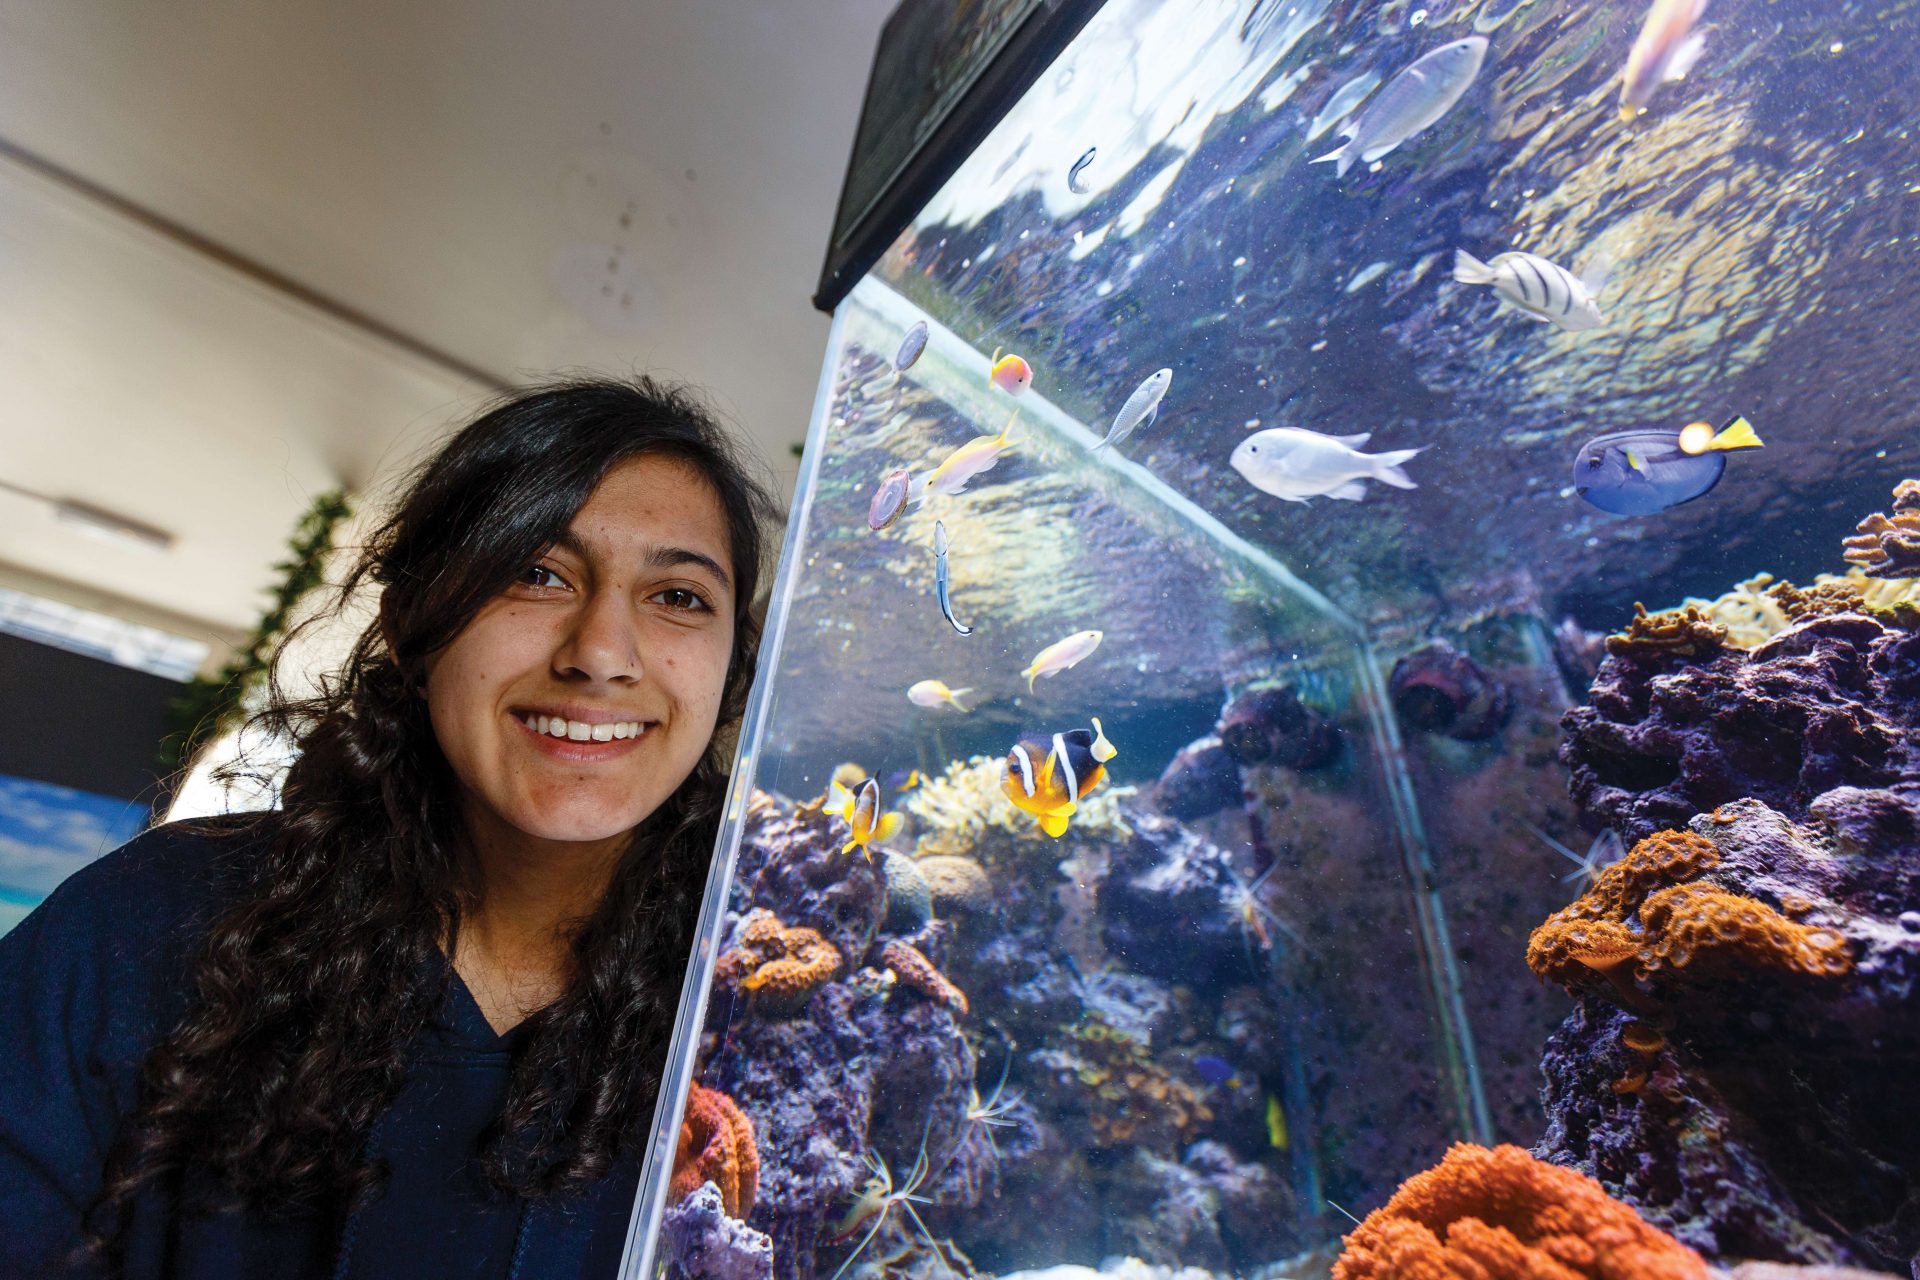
<box><xmin>0</xmin><ymin>378</ymin><xmax>781</xmax><ymax>1279</ymax></box>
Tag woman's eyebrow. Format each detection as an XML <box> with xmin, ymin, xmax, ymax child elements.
<box><xmin>551</xmin><ymin>529</ymin><xmax>731</xmax><ymax>592</ymax></box>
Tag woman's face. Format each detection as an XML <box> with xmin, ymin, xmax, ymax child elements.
<box><xmin>422</xmin><ymin>453</ymin><xmax>738</xmax><ymax>859</ymax></box>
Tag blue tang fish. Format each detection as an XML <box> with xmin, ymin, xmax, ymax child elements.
<box><xmin>1573</xmin><ymin>416</ymin><xmax>1762</xmax><ymax>515</ymax></box>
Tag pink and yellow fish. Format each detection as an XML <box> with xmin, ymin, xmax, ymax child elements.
<box><xmin>915</xmin><ymin>413</ymin><xmax>1018</xmax><ymax>503</ymax></box>
<box><xmin>988</xmin><ymin>348</ymin><xmax>1033</xmax><ymax>395</ymax></box>
<box><xmin>1620</xmin><ymin>0</ymin><xmax>1708</xmax><ymax>121</ymax></box>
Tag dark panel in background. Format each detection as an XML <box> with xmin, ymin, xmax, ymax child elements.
<box><xmin>813</xmin><ymin>0</ymin><xmax>1105</xmax><ymax>311</ymax></box>
<box><xmin>0</xmin><ymin>632</ymin><xmax>174</xmax><ymax>806</ymax></box>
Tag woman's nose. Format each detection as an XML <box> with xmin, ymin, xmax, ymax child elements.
<box><xmin>553</xmin><ymin>591</ymin><xmax>644</xmax><ymax>684</ymax></box>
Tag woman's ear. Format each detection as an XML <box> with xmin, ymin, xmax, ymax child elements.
<box><xmin>378</xmin><ymin>595</ymin><xmax>426</xmax><ymax>700</ymax></box>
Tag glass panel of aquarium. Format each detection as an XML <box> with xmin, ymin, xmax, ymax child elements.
<box><xmin>628</xmin><ymin>0</ymin><xmax>1920</xmax><ymax>1276</ymax></box>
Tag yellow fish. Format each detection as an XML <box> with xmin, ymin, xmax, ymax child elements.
<box><xmin>916</xmin><ymin>412</ymin><xmax>1019</xmax><ymax>503</ymax></box>
<box><xmin>999</xmin><ymin>718</ymin><xmax>1117</xmax><ymax>838</ymax></box>
<box><xmin>1021</xmin><ymin>629</ymin><xmax>1104</xmax><ymax>692</ymax></box>
<box><xmin>826</xmin><ymin>776</ymin><xmax>902</xmax><ymax>861</ymax></box>
<box><xmin>987</xmin><ymin>348</ymin><xmax>1033</xmax><ymax>395</ymax></box>
<box><xmin>1266</xmin><ymin>1095</ymin><xmax>1290</xmax><ymax>1150</ymax></box>
<box><xmin>908</xmin><ymin>679</ymin><xmax>972</xmax><ymax>712</ymax></box>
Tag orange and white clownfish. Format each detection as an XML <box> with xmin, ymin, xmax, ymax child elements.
<box><xmin>826</xmin><ymin>776</ymin><xmax>902</xmax><ymax>861</ymax></box>
<box><xmin>999</xmin><ymin>718</ymin><xmax>1118</xmax><ymax>839</ymax></box>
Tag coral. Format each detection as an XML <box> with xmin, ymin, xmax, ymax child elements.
<box><xmin>904</xmin><ymin>754</ymin><xmax>1136</xmax><ymax>863</ymax></box>
<box><xmin>1679</xmin><ymin>569</ymin><xmax>1920</xmax><ymax>648</ymax></box>
<box><xmin>1387</xmin><ymin>640</ymin><xmax>1512</xmax><ymax>740</ymax></box>
<box><xmin>1535</xmin><ymin>797</ymin><xmax>1920</xmax><ymax>1268</ymax></box>
<box><xmin>1843</xmin><ymin>479</ymin><xmax>1920</xmax><ymax>579</ymax></box>
<box><xmin>879</xmin><ymin>940</ymin><xmax>968</xmax><ymax>1015</ymax></box>
<box><xmin>732</xmin><ymin>792</ymin><xmax>886</xmax><ymax>964</ymax></box>
<box><xmin>1527</xmin><ymin>829</ymin><xmax>1851</xmax><ymax>989</ymax></box>
<box><xmin>670</xmin><ymin>1084</ymin><xmax>761</xmax><ymax>1220</ymax></box>
<box><xmin>1331</xmin><ymin>1143</ymin><xmax>1710</xmax><ymax>1280</ymax></box>
<box><xmin>1604</xmin><ymin>602</ymin><xmax>1730</xmax><ymax>660</ymax></box>
<box><xmin>910</xmin><ymin>855</ymin><xmax>993</xmax><ymax>914</ymax></box>
<box><xmin>662</xmin><ymin>1182</ymin><xmax>775</xmax><ymax>1280</ymax></box>
<box><xmin>1562</xmin><ymin>608</ymin><xmax>1919</xmax><ymax>843</ymax></box>
<box><xmin>1217</xmin><ymin>682</ymin><xmax>1339</xmax><ymax>768</ymax></box>
<box><xmin>880</xmin><ymin>851</ymin><xmax>932</xmax><ymax>932</ymax></box>
<box><xmin>1031</xmin><ymin>1017</ymin><xmax>1212</xmax><ymax>1155</ymax></box>
<box><xmin>717</xmin><ymin>910</ymin><xmax>843</xmax><ymax>1008</ymax></box>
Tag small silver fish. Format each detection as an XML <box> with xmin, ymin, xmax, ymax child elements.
<box><xmin>1453</xmin><ymin>249</ymin><xmax>1608</xmax><ymax>331</ymax></box>
<box><xmin>1311</xmin><ymin>37</ymin><xmax>1488</xmax><ymax>177</ymax></box>
<box><xmin>933</xmin><ymin>520</ymin><xmax>973</xmax><ymax>636</ymax></box>
<box><xmin>894</xmin><ymin>320</ymin><xmax>929</xmax><ymax>372</ymax></box>
<box><xmin>1092</xmin><ymin>368</ymin><xmax>1173</xmax><ymax>454</ymax></box>
<box><xmin>1068</xmin><ymin>147</ymin><xmax>1097</xmax><ymax>194</ymax></box>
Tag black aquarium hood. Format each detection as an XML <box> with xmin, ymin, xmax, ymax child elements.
<box><xmin>812</xmin><ymin>0</ymin><xmax>1106</xmax><ymax>313</ymax></box>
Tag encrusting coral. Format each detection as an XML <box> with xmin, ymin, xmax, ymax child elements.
<box><xmin>911</xmin><ymin>854</ymin><xmax>994</xmax><ymax>914</ymax></box>
<box><xmin>1843</xmin><ymin>479</ymin><xmax>1920</xmax><ymax>579</ymax></box>
<box><xmin>1527</xmin><ymin>830</ymin><xmax>1851</xmax><ymax>989</ymax></box>
<box><xmin>716</xmin><ymin>909</ymin><xmax>843</xmax><ymax>1007</ymax></box>
<box><xmin>1032</xmin><ymin>1018</ymin><xmax>1214</xmax><ymax>1155</ymax></box>
<box><xmin>1676</xmin><ymin>568</ymin><xmax>1920</xmax><ymax>647</ymax></box>
<box><xmin>670</xmin><ymin>1083</ymin><xmax>761</xmax><ymax>1220</ymax></box>
<box><xmin>1331</xmin><ymin>1142</ymin><xmax>1710</xmax><ymax>1279</ymax></box>
<box><xmin>1605</xmin><ymin>602</ymin><xmax>1730</xmax><ymax>659</ymax></box>
<box><xmin>879</xmin><ymin>939</ymin><xmax>969</xmax><ymax>1015</ymax></box>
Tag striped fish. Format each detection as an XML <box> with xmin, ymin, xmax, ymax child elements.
<box><xmin>1452</xmin><ymin>249</ymin><xmax>1609</xmax><ymax>332</ymax></box>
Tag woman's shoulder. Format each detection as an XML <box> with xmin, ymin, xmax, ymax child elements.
<box><xmin>0</xmin><ymin>809</ymin><xmax>282</xmax><ymax>988</ymax></box>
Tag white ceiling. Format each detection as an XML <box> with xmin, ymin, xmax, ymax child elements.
<box><xmin>0</xmin><ymin>0</ymin><xmax>895</xmax><ymax>639</ymax></box>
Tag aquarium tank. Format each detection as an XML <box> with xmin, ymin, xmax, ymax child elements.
<box><xmin>621</xmin><ymin>0</ymin><xmax>1920</xmax><ymax>1276</ymax></box>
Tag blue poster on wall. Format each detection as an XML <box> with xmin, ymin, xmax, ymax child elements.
<box><xmin>0</xmin><ymin>773</ymin><xmax>147</xmax><ymax>937</ymax></box>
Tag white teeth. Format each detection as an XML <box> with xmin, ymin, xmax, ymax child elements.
<box><xmin>521</xmin><ymin>713</ymin><xmax>645</xmax><ymax>742</ymax></box>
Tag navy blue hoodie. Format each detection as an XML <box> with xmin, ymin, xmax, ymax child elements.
<box><xmin>0</xmin><ymin>815</ymin><xmax>644</xmax><ymax>1279</ymax></box>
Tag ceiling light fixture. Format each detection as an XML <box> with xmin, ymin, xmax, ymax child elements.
<box><xmin>0</xmin><ymin>478</ymin><xmax>176</xmax><ymax>553</ymax></box>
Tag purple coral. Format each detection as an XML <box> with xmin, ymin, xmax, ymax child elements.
<box><xmin>1534</xmin><ymin>795</ymin><xmax>1920</xmax><ymax>1269</ymax></box>
<box><xmin>1561</xmin><ymin>614</ymin><xmax>1920</xmax><ymax>844</ymax></box>
<box><xmin>663</xmin><ymin>1182</ymin><xmax>776</xmax><ymax>1280</ymax></box>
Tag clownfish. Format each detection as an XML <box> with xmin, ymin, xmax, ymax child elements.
<box><xmin>1000</xmin><ymin>718</ymin><xmax>1118</xmax><ymax>839</ymax></box>
<box><xmin>826</xmin><ymin>776</ymin><xmax>903</xmax><ymax>861</ymax></box>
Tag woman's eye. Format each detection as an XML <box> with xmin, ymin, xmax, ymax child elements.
<box><xmin>521</xmin><ymin>562</ymin><xmax>567</xmax><ymax>589</ymax></box>
<box><xmin>655</xmin><ymin>587</ymin><xmax>712</xmax><ymax>613</ymax></box>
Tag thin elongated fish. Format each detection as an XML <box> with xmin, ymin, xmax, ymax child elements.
<box><xmin>933</xmin><ymin>520</ymin><xmax>973</xmax><ymax>635</ymax></box>
<box><xmin>1068</xmin><ymin>147</ymin><xmax>1097</xmax><ymax>194</ymax></box>
<box><xmin>1621</xmin><ymin>0</ymin><xmax>1708</xmax><ymax>120</ymax></box>
<box><xmin>1453</xmin><ymin>249</ymin><xmax>1609</xmax><ymax>331</ymax></box>
<box><xmin>1092</xmin><ymin>368</ymin><xmax>1173</xmax><ymax>453</ymax></box>
<box><xmin>1311</xmin><ymin>37</ymin><xmax>1488</xmax><ymax>177</ymax></box>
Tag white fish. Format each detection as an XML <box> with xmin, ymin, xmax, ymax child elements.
<box><xmin>1230</xmin><ymin>427</ymin><xmax>1422</xmax><ymax>503</ymax></box>
<box><xmin>1021</xmin><ymin>629</ymin><xmax>1103</xmax><ymax>692</ymax></box>
<box><xmin>1453</xmin><ymin>249</ymin><xmax>1608</xmax><ymax>331</ymax></box>
<box><xmin>914</xmin><ymin>413</ymin><xmax>1018</xmax><ymax>504</ymax></box>
<box><xmin>908</xmin><ymin>679</ymin><xmax>972</xmax><ymax>712</ymax></box>
<box><xmin>1306</xmin><ymin>71</ymin><xmax>1383</xmax><ymax>143</ymax></box>
<box><xmin>1311</xmin><ymin>37</ymin><xmax>1488</xmax><ymax>178</ymax></box>
<box><xmin>1621</xmin><ymin>0</ymin><xmax>1708</xmax><ymax>120</ymax></box>
<box><xmin>1091</xmin><ymin>368</ymin><xmax>1173</xmax><ymax>454</ymax></box>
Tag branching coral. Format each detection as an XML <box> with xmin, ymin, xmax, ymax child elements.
<box><xmin>716</xmin><ymin>909</ymin><xmax>843</xmax><ymax>1007</ymax></box>
<box><xmin>880</xmin><ymin>940</ymin><xmax>969</xmax><ymax>1015</ymax></box>
<box><xmin>1605</xmin><ymin>603</ymin><xmax>1730</xmax><ymax>659</ymax></box>
<box><xmin>669</xmin><ymin>1084</ymin><xmax>761</xmax><ymax>1220</ymax></box>
<box><xmin>904</xmin><ymin>755</ymin><xmax>1136</xmax><ymax>861</ymax></box>
<box><xmin>1843</xmin><ymin>479</ymin><xmax>1920</xmax><ymax>578</ymax></box>
<box><xmin>1527</xmin><ymin>830</ymin><xmax>1852</xmax><ymax>989</ymax></box>
<box><xmin>1332</xmin><ymin>1142</ymin><xmax>1710</xmax><ymax>1279</ymax></box>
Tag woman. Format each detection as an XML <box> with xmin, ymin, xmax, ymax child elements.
<box><xmin>0</xmin><ymin>377</ymin><xmax>781</xmax><ymax>1278</ymax></box>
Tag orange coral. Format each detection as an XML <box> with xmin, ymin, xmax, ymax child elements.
<box><xmin>668</xmin><ymin>1084</ymin><xmax>759</xmax><ymax>1219</ymax></box>
<box><xmin>879</xmin><ymin>939</ymin><xmax>968</xmax><ymax>1015</ymax></box>
<box><xmin>1843</xmin><ymin>478</ymin><xmax>1920</xmax><ymax>578</ymax></box>
<box><xmin>1332</xmin><ymin>1143</ymin><xmax>1710</xmax><ymax>1280</ymax></box>
<box><xmin>1605</xmin><ymin>602</ymin><xmax>1730</xmax><ymax>659</ymax></box>
<box><xmin>1528</xmin><ymin>831</ymin><xmax>1852</xmax><ymax>989</ymax></box>
<box><xmin>716</xmin><ymin>909</ymin><xmax>841</xmax><ymax>1005</ymax></box>
<box><xmin>1620</xmin><ymin>1022</ymin><xmax>1666</xmax><ymax>1053</ymax></box>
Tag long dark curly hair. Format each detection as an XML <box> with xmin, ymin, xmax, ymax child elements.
<box><xmin>84</xmin><ymin>376</ymin><xmax>781</xmax><ymax>1262</ymax></box>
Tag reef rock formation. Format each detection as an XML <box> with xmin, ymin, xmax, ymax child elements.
<box><xmin>1844</xmin><ymin>480</ymin><xmax>1920</xmax><ymax>579</ymax></box>
<box><xmin>1560</xmin><ymin>606</ymin><xmax>1920</xmax><ymax>844</ymax></box>
<box><xmin>1331</xmin><ymin>1142</ymin><xmax>1709</xmax><ymax>1279</ymax></box>
<box><xmin>1532</xmin><ymin>796</ymin><xmax>1920</xmax><ymax>1269</ymax></box>
<box><xmin>663</xmin><ymin>1182</ymin><xmax>776</xmax><ymax>1280</ymax></box>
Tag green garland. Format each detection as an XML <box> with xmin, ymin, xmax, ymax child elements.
<box><xmin>162</xmin><ymin>489</ymin><xmax>354</xmax><ymax>772</ymax></box>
